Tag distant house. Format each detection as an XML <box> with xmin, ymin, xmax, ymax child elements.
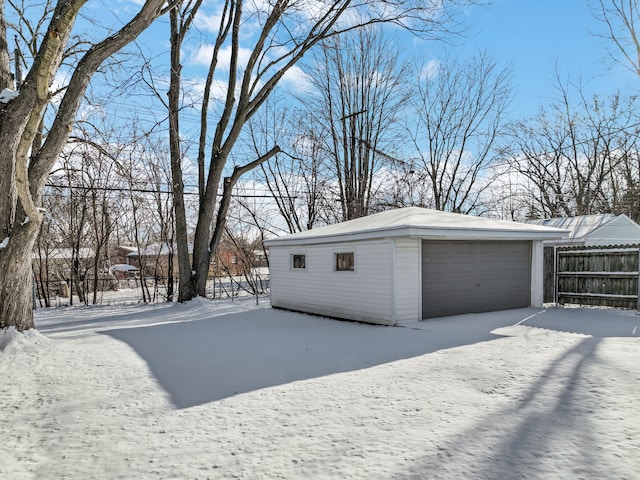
<box><xmin>126</xmin><ymin>242</ymin><xmax>189</xmax><ymax>280</ymax></box>
<box><xmin>529</xmin><ymin>214</ymin><xmax>640</xmax><ymax>247</ymax></box>
<box><xmin>126</xmin><ymin>241</ymin><xmax>253</xmax><ymax>278</ymax></box>
<box><xmin>32</xmin><ymin>247</ymin><xmax>95</xmax><ymax>297</ymax></box>
<box><xmin>265</xmin><ymin>207</ymin><xmax>567</xmax><ymax>325</ymax></box>
<box><xmin>113</xmin><ymin>245</ymin><xmax>137</xmax><ymax>264</ymax></box>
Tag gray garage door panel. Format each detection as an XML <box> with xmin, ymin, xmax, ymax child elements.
<box><xmin>422</xmin><ymin>240</ymin><xmax>531</xmax><ymax>319</ymax></box>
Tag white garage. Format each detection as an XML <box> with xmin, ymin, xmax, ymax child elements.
<box><xmin>265</xmin><ymin>207</ymin><xmax>567</xmax><ymax>325</ymax></box>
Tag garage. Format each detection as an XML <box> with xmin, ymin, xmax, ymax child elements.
<box><xmin>266</xmin><ymin>207</ymin><xmax>567</xmax><ymax>325</ymax></box>
<box><xmin>422</xmin><ymin>240</ymin><xmax>531</xmax><ymax>318</ymax></box>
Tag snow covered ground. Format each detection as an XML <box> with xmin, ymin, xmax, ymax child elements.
<box><xmin>1</xmin><ymin>298</ymin><xmax>639</xmax><ymax>479</ymax></box>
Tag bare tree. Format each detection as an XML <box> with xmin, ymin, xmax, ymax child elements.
<box><xmin>504</xmin><ymin>76</ymin><xmax>640</xmax><ymax>220</ymax></box>
<box><xmin>145</xmin><ymin>141</ymin><xmax>177</xmax><ymax>301</ymax></box>
<box><xmin>165</xmin><ymin>0</ymin><xmax>474</xmax><ymax>302</ymax></box>
<box><xmin>245</xmin><ymin>94</ymin><xmax>332</xmax><ymax>234</ymax></box>
<box><xmin>300</xmin><ymin>26</ymin><xmax>409</xmax><ymax>221</ymax></box>
<box><xmin>591</xmin><ymin>1</ymin><xmax>640</xmax><ymax>223</ymax></box>
<box><xmin>262</xmin><ymin>130</ymin><xmax>332</xmax><ymax>232</ymax></box>
<box><xmin>609</xmin><ymin>122</ymin><xmax>640</xmax><ymax>222</ymax></box>
<box><xmin>592</xmin><ymin>0</ymin><xmax>640</xmax><ymax>75</ymax></box>
<box><xmin>405</xmin><ymin>52</ymin><xmax>511</xmax><ymax>213</ymax></box>
<box><xmin>0</xmin><ymin>1</ymin><xmax>178</xmax><ymax>332</ymax></box>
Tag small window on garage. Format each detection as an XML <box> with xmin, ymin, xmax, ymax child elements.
<box><xmin>292</xmin><ymin>254</ymin><xmax>306</xmax><ymax>270</ymax></box>
<box><xmin>335</xmin><ymin>252</ymin><xmax>355</xmax><ymax>271</ymax></box>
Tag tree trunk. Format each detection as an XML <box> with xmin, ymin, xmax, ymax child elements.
<box><xmin>0</xmin><ymin>1</ymin><xmax>13</xmax><ymax>90</ymax></box>
<box><xmin>168</xmin><ymin>7</ymin><xmax>197</xmax><ymax>303</ymax></box>
<box><xmin>0</xmin><ymin>217</ymin><xmax>41</xmax><ymax>331</ymax></box>
<box><xmin>0</xmin><ymin>0</ymin><xmax>177</xmax><ymax>331</ymax></box>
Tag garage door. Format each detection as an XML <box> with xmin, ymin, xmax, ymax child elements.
<box><xmin>422</xmin><ymin>240</ymin><xmax>531</xmax><ymax>319</ymax></box>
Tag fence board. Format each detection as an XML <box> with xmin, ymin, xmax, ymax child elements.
<box><xmin>554</xmin><ymin>246</ymin><xmax>640</xmax><ymax>309</ymax></box>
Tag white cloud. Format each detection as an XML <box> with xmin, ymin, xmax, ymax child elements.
<box><xmin>420</xmin><ymin>60</ymin><xmax>440</xmax><ymax>81</ymax></box>
<box><xmin>281</xmin><ymin>65</ymin><xmax>313</xmax><ymax>93</ymax></box>
<box><xmin>191</xmin><ymin>44</ymin><xmax>216</xmax><ymax>67</ymax></box>
<box><xmin>183</xmin><ymin>75</ymin><xmax>238</xmax><ymax>110</ymax></box>
<box><xmin>194</xmin><ymin>8</ymin><xmax>224</xmax><ymax>34</ymax></box>
<box><xmin>190</xmin><ymin>44</ymin><xmax>253</xmax><ymax>72</ymax></box>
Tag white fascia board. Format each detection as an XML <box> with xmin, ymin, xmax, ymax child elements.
<box><xmin>404</xmin><ymin>227</ymin><xmax>569</xmax><ymax>241</ymax></box>
<box><xmin>265</xmin><ymin>226</ymin><xmax>569</xmax><ymax>247</ymax></box>
<box><xmin>264</xmin><ymin>228</ymin><xmax>405</xmax><ymax>246</ymax></box>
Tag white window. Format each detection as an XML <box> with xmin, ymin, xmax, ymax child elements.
<box><xmin>335</xmin><ymin>252</ymin><xmax>355</xmax><ymax>271</ymax></box>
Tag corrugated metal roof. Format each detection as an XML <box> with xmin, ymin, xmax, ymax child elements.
<box><xmin>528</xmin><ymin>214</ymin><xmax>618</xmax><ymax>242</ymax></box>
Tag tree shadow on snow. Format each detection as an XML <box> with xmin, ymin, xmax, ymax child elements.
<box><xmin>522</xmin><ymin>306</ymin><xmax>639</xmax><ymax>337</ymax></box>
<box><xmin>101</xmin><ymin>307</ymin><xmax>539</xmax><ymax>409</ymax></box>
<box><xmin>405</xmin><ymin>337</ymin><xmax>623</xmax><ymax>480</ymax></box>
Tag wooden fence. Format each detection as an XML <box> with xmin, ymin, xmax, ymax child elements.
<box><xmin>545</xmin><ymin>246</ymin><xmax>640</xmax><ymax>309</ymax></box>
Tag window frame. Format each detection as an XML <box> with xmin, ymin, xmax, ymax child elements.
<box><xmin>334</xmin><ymin>251</ymin><xmax>355</xmax><ymax>272</ymax></box>
<box><xmin>291</xmin><ymin>252</ymin><xmax>307</xmax><ymax>271</ymax></box>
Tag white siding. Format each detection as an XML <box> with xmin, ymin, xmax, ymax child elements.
<box><xmin>392</xmin><ymin>238</ymin><xmax>421</xmax><ymax>324</ymax></box>
<box><xmin>585</xmin><ymin>215</ymin><xmax>640</xmax><ymax>246</ymax></box>
<box><xmin>530</xmin><ymin>241</ymin><xmax>544</xmax><ymax>307</ymax></box>
<box><xmin>270</xmin><ymin>239</ymin><xmax>394</xmax><ymax>325</ymax></box>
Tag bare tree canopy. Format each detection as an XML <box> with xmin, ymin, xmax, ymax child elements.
<box><xmin>592</xmin><ymin>0</ymin><xmax>640</xmax><ymax>75</ymax></box>
<box><xmin>503</xmin><ymin>76</ymin><xmax>640</xmax><ymax>221</ymax></box>
<box><xmin>404</xmin><ymin>52</ymin><xmax>512</xmax><ymax>213</ymax></box>
<box><xmin>295</xmin><ymin>25</ymin><xmax>409</xmax><ymax>221</ymax></box>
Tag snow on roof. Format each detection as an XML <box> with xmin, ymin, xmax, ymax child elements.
<box><xmin>33</xmin><ymin>248</ymin><xmax>94</xmax><ymax>260</ymax></box>
<box><xmin>110</xmin><ymin>264</ymin><xmax>138</xmax><ymax>272</ymax></box>
<box><xmin>528</xmin><ymin>214</ymin><xmax>622</xmax><ymax>242</ymax></box>
<box><xmin>127</xmin><ymin>242</ymin><xmax>193</xmax><ymax>257</ymax></box>
<box><xmin>265</xmin><ymin>207</ymin><xmax>568</xmax><ymax>246</ymax></box>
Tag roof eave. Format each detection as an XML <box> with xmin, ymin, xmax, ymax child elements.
<box><xmin>265</xmin><ymin>226</ymin><xmax>569</xmax><ymax>246</ymax></box>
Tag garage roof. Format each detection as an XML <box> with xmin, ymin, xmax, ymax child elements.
<box><xmin>265</xmin><ymin>207</ymin><xmax>568</xmax><ymax>246</ymax></box>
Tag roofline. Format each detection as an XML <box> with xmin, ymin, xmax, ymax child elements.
<box><xmin>265</xmin><ymin>225</ymin><xmax>569</xmax><ymax>246</ymax></box>
<box><xmin>534</xmin><ymin>213</ymin><xmax>633</xmax><ymax>242</ymax></box>
<box><xmin>585</xmin><ymin>212</ymin><xmax>637</xmax><ymax>239</ymax></box>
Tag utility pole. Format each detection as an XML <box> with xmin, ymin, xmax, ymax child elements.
<box><xmin>14</xmin><ymin>36</ymin><xmax>22</xmax><ymax>89</ymax></box>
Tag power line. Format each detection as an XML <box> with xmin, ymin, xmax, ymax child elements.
<box><xmin>44</xmin><ymin>183</ymin><xmax>296</xmax><ymax>199</ymax></box>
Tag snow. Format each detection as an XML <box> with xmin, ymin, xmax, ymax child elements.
<box><xmin>1</xmin><ymin>299</ymin><xmax>639</xmax><ymax>479</ymax></box>
<box><xmin>20</xmin><ymin>216</ymin><xmax>29</xmax><ymax>226</ymax></box>
<box><xmin>109</xmin><ymin>263</ymin><xmax>138</xmax><ymax>272</ymax></box>
<box><xmin>0</xmin><ymin>237</ymin><xmax>8</xmax><ymax>250</ymax></box>
<box><xmin>0</xmin><ymin>88</ymin><xmax>18</xmax><ymax>103</ymax></box>
<box><xmin>265</xmin><ymin>207</ymin><xmax>569</xmax><ymax>245</ymax></box>
<box><xmin>0</xmin><ymin>326</ymin><xmax>49</xmax><ymax>353</ymax></box>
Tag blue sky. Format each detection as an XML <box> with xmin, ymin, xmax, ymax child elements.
<box><xmin>445</xmin><ymin>0</ymin><xmax>638</xmax><ymax>117</ymax></box>
<box><xmin>91</xmin><ymin>1</ymin><xmax>639</xmax><ymax>125</ymax></box>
